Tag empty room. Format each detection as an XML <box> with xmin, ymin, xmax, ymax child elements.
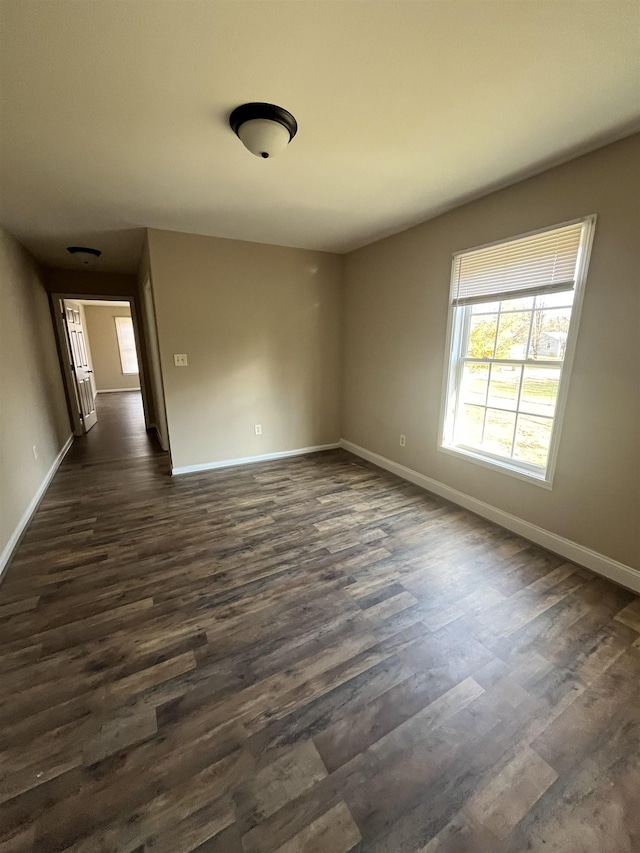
<box><xmin>1</xmin><ymin>1</ymin><xmax>639</xmax><ymax>851</ymax></box>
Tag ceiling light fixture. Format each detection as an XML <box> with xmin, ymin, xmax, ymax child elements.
<box><xmin>229</xmin><ymin>102</ymin><xmax>297</xmax><ymax>159</ymax></box>
<box><xmin>66</xmin><ymin>246</ymin><xmax>102</xmax><ymax>266</ymax></box>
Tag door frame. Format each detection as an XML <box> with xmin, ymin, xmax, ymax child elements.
<box><xmin>50</xmin><ymin>292</ymin><xmax>153</xmax><ymax>439</ymax></box>
<box><xmin>140</xmin><ymin>275</ymin><xmax>170</xmax><ymax>451</ymax></box>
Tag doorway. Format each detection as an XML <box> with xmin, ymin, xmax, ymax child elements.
<box><xmin>52</xmin><ymin>294</ymin><xmax>153</xmax><ymax>442</ymax></box>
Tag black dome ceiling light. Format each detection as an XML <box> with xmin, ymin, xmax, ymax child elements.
<box><xmin>67</xmin><ymin>246</ymin><xmax>102</xmax><ymax>266</ymax></box>
<box><xmin>229</xmin><ymin>102</ymin><xmax>298</xmax><ymax>159</ymax></box>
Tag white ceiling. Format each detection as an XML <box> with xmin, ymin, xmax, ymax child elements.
<box><xmin>1</xmin><ymin>0</ymin><xmax>638</xmax><ymax>273</ymax></box>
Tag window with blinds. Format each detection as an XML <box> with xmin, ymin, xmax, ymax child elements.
<box><xmin>115</xmin><ymin>316</ymin><xmax>139</xmax><ymax>375</ymax></box>
<box><xmin>439</xmin><ymin>216</ymin><xmax>596</xmax><ymax>486</ymax></box>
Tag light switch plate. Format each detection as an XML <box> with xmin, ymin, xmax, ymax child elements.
<box><xmin>174</xmin><ymin>353</ymin><xmax>188</xmax><ymax>367</ymax></box>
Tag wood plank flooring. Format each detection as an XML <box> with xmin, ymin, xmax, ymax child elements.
<box><xmin>1</xmin><ymin>392</ymin><xmax>639</xmax><ymax>852</ymax></box>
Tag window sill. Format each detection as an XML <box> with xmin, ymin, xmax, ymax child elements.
<box><xmin>438</xmin><ymin>443</ymin><xmax>554</xmax><ymax>490</ymax></box>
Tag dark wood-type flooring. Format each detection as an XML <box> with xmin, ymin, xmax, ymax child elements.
<box><xmin>1</xmin><ymin>392</ymin><xmax>639</xmax><ymax>852</ymax></box>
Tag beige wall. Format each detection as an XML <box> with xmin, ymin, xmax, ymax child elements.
<box><xmin>343</xmin><ymin>134</ymin><xmax>640</xmax><ymax>570</ymax></box>
<box><xmin>45</xmin><ymin>268</ymin><xmax>136</xmax><ymax>299</ymax></box>
<box><xmin>147</xmin><ymin>229</ymin><xmax>342</xmax><ymax>471</ymax></box>
<box><xmin>83</xmin><ymin>304</ymin><xmax>140</xmax><ymax>391</ymax></box>
<box><xmin>0</xmin><ymin>228</ymin><xmax>71</xmax><ymax>568</ymax></box>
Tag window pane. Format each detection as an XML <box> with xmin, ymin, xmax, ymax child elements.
<box><xmin>483</xmin><ymin>409</ymin><xmax>516</xmax><ymax>457</ymax></box>
<box><xmin>520</xmin><ymin>366</ymin><xmax>560</xmax><ymax>416</ymax></box>
<box><xmin>529</xmin><ymin>307</ymin><xmax>572</xmax><ymax>359</ymax></box>
<box><xmin>471</xmin><ymin>301</ymin><xmax>500</xmax><ymax>314</ymax></box>
<box><xmin>514</xmin><ymin>415</ymin><xmax>553</xmax><ymax>467</ymax></box>
<box><xmin>500</xmin><ymin>295</ymin><xmax>534</xmax><ymax>311</ymax></box>
<box><xmin>487</xmin><ymin>364</ymin><xmax>521</xmax><ymax>411</ymax></box>
<box><xmin>495</xmin><ymin>311</ymin><xmax>531</xmax><ymax>359</ymax></box>
<box><xmin>454</xmin><ymin>404</ymin><xmax>484</xmax><ymax>447</ymax></box>
<box><xmin>537</xmin><ymin>289</ymin><xmax>574</xmax><ymax>308</ymax></box>
<box><xmin>467</xmin><ymin>314</ymin><xmax>497</xmax><ymax>358</ymax></box>
<box><xmin>115</xmin><ymin>317</ymin><xmax>139</xmax><ymax>375</ymax></box>
<box><xmin>460</xmin><ymin>363</ymin><xmax>489</xmax><ymax>405</ymax></box>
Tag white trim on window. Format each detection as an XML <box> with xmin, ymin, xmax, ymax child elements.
<box><xmin>438</xmin><ymin>215</ymin><xmax>597</xmax><ymax>487</ymax></box>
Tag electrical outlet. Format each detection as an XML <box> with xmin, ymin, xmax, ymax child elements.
<box><xmin>32</xmin><ymin>445</ymin><xmax>38</xmax><ymax>460</ymax></box>
<box><xmin>173</xmin><ymin>353</ymin><xmax>188</xmax><ymax>367</ymax></box>
<box><xmin>254</xmin><ymin>424</ymin><xmax>262</xmax><ymax>436</ymax></box>
<box><xmin>399</xmin><ymin>434</ymin><xmax>406</xmax><ymax>447</ymax></box>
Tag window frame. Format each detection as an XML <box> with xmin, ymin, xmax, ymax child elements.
<box><xmin>114</xmin><ymin>315</ymin><xmax>139</xmax><ymax>376</ymax></box>
<box><xmin>438</xmin><ymin>215</ymin><xmax>597</xmax><ymax>489</ymax></box>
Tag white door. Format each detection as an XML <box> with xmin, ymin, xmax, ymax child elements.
<box><xmin>63</xmin><ymin>301</ymin><xmax>97</xmax><ymax>432</ymax></box>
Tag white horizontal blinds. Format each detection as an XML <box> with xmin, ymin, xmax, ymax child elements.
<box><xmin>452</xmin><ymin>221</ymin><xmax>584</xmax><ymax>306</ymax></box>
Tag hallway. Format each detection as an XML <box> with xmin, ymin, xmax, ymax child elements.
<box><xmin>65</xmin><ymin>390</ymin><xmax>167</xmax><ymax>466</ymax></box>
<box><xmin>1</xmin><ymin>394</ymin><xmax>640</xmax><ymax>852</ymax></box>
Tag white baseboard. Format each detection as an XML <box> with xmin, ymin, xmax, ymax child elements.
<box><xmin>97</xmin><ymin>388</ymin><xmax>141</xmax><ymax>393</ymax></box>
<box><xmin>340</xmin><ymin>438</ymin><xmax>640</xmax><ymax>594</ymax></box>
<box><xmin>172</xmin><ymin>443</ymin><xmax>340</xmax><ymax>476</ymax></box>
<box><xmin>0</xmin><ymin>434</ymin><xmax>74</xmax><ymax>580</ymax></box>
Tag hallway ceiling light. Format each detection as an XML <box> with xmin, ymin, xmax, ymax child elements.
<box><xmin>229</xmin><ymin>102</ymin><xmax>298</xmax><ymax>159</ymax></box>
<box><xmin>67</xmin><ymin>246</ymin><xmax>102</xmax><ymax>266</ymax></box>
